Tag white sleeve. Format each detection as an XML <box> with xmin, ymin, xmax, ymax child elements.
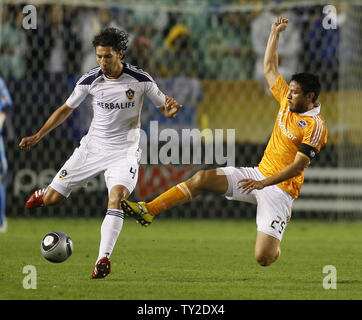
<box><xmin>65</xmin><ymin>85</ymin><xmax>89</xmax><ymax>109</ymax></box>
<box><xmin>145</xmin><ymin>81</ymin><xmax>166</xmax><ymax>108</ymax></box>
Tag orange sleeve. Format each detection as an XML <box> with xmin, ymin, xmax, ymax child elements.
<box><xmin>269</xmin><ymin>75</ymin><xmax>289</xmax><ymax>104</ymax></box>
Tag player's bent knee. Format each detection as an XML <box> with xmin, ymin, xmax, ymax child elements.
<box><xmin>254</xmin><ymin>249</ymin><xmax>280</xmax><ymax>267</ymax></box>
<box><xmin>254</xmin><ymin>231</ymin><xmax>281</xmax><ymax>266</ymax></box>
<box><xmin>255</xmin><ymin>254</ymin><xmax>273</xmax><ymax>267</ymax></box>
<box><xmin>191</xmin><ymin>170</ymin><xmax>206</xmax><ymax>185</ymax></box>
<box><xmin>189</xmin><ymin>170</ymin><xmax>211</xmax><ymax>190</ymax></box>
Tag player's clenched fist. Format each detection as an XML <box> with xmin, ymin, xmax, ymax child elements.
<box><xmin>271</xmin><ymin>16</ymin><xmax>288</xmax><ymax>33</ymax></box>
<box><xmin>19</xmin><ymin>134</ymin><xmax>40</xmax><ymax>151</ymax></box>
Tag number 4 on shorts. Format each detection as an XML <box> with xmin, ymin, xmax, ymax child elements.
<box><xmin>130</xmin><ymin>167</ymin><xmax>137</xmax><ymax>179</ymax></box>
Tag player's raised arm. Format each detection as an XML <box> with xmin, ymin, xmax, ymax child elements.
<box><xmin>19</xmin><ymin>103</ymin><xmax>74</xmax><ymax>151</ymax></box>
<box><xmin>263</xmin><ymin>17</ymin><xmax>288</xmax><ymax>88</ymax></box>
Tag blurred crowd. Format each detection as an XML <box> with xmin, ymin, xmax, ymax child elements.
<box><xmin>0</xmin><ymin>3</ymin><xmax>343</xmax><ymax>90</ymax></box>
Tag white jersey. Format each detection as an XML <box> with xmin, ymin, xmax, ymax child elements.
<box><xmin>66</xmin><ymin>63</ymin><xmax>165</xmax><ymax>151</ymax></box>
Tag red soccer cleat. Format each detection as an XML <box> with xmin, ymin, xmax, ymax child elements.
<box><xmin>25</xmin><ymin>188</ymin><xmax>46</xmax><ymax>209</ymax></box>
<box><xmin>91</xmin><ymin>257</ymin><xmax>111</xmax><ymax>279</ymax></box>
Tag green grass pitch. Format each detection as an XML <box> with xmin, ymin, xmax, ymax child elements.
<box><xmin>1</xmin><ymin>217</ymin><xmax>361</xmax><ymax>300</ymax></box>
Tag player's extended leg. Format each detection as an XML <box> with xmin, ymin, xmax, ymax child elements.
<box><xmin>121</xmin><ymin>168</ymin><xmax>229</xmax><ymax>226</ymax></box>
<box><xmin>26</xmin><ymin>144</ymin><xmax>93</xmax><ymax>210</ymax></box>
<box><xmin>91</xmin><ymin>184</ymin><xmax>130</xmax><ymax>279</ymax></box>
<box><xmin>254</xmin><ymin>231</ymin><xmax>281</xmax><ymax>267</ymax></box>
<box><xmin>25</xmin><ymin>186</ymin><xmax>66</xmax><ymax>209</ymax></box>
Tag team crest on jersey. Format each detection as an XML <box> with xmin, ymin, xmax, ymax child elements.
<box><xmin>297</xmin><ymin>119</ymin><xmax>307</xmax><ymax>128</ymax></box>
<box><xmin>125</xmin><ymin>88</ymin><xmax>135</xmax><ymax>100</ymax></box>
<box><xmin>59</xmin><ymin>169</ymin><xmax>68</xmax><ymax>179</ymax></box>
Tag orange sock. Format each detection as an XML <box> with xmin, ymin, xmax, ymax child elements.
<box><xmin>145</xmin><ymin>182</ymin><xmax>193</xmax><ymax>216</ymax></box>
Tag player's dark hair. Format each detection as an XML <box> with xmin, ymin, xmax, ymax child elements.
<box><xmin>291</xmin><ymin>73</ymin><xmax>321</xmax><ymax>102</ymax></box>
<box><xmin>92</xmin><ymin>28</ymin><xmax>128</xmax><ymax>54</ymax></box>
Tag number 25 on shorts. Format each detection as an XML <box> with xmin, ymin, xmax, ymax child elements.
<box><xmin>270</xmin><ymin>216</ymin><xmax>286</xmax><ymax>234</ymax></box>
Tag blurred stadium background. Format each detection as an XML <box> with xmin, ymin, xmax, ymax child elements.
<box><xmin>1</xmin><ymin>0</ymin><xmax>361</xmax><ymax>220</ymax></box>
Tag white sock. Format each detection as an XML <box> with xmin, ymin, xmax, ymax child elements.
<box><xmin>97</xmin><ymin>209</ymin><xmax>124</xmax><ymax>262</ymax></box>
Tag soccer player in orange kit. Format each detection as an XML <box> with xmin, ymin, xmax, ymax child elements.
<box><xmin>121</xmin><ymin>17</ymin><xmax>327</xmax><ymax>267</ymax></box>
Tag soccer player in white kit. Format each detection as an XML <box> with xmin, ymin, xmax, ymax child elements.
<box><xmin>19</xmin><ymin>28</ymin><xmax>182</xmax><ymax>278</ymax></box>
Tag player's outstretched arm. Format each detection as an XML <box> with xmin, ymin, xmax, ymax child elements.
<box><xmin>263</xmin><ymin>17</ymin><xmax>288</xmax><ymax>88</ymax></box>
<box><xmin>19</xmin><ymin>103</ymin><xmax>74</xmax><ymax>151</ymax></box>
<box><xmin>238</xmin><ymin>154</ymin><xmax>310</xmax><ymax>194</ymax></box>
<box><xmin>158</xmin><ymin>95</ymin><xmax>182</xmax><ymax>119</ymax></box>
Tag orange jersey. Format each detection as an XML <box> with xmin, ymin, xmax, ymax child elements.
<box><xmin>258</xmin><ymin>76</ymin><xmax>328</xmax><ymax>199</ymax></box>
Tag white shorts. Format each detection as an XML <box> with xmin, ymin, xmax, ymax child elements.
<box><xmin>220</xmin><ymin>166</ymin><xmax>294</xmax><ymax>241</ymax></box>
<box><xmin>49</xmin><ymin>141</ymin><xmax>141</xmax><ymax>198</ymax></box>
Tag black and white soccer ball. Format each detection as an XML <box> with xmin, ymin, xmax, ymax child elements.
<box><xmin>41</xmin><ymin>231</ymin><xmax>74</xmax><ymax>263</ymax></box>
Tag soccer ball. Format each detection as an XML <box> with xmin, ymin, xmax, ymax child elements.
<box><xmin>41</xmin><ymin>231</ymin><xmax>74</xmax><ymax>263</ymax></box>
